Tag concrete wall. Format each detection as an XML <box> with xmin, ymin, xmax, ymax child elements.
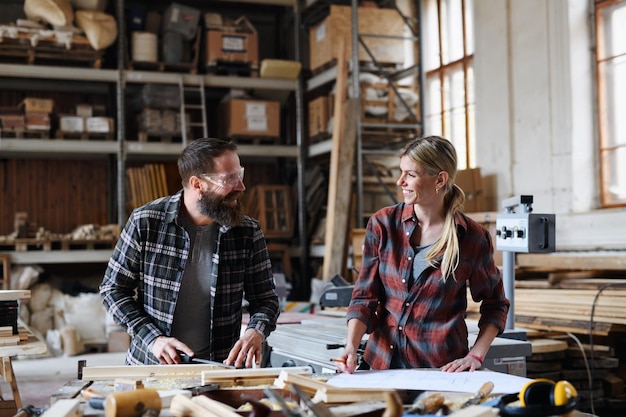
<box><xmin>472</xmin><ymin>0</ymin><xmax>626</xmax><ymax>250</ymax></box>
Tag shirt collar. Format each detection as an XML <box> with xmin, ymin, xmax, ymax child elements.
<box><xmin>399</xmin><ymin>203</ymin><xmax>470</xmax><ymax>237</ymax></box>
<box><xmin>165</xmin><ymin>190</ymin><xmax>184</xmax><ymax>224</ymax></box>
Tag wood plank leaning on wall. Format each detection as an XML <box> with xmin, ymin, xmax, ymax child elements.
<box><xmin>322</xmin><ymin>38</ymin><xmax>359</xmax><ymax>281</ymax></box>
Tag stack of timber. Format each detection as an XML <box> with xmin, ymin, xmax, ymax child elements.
<box><xmin>125</xmin><ymin>163</ymin><xmax>168</xmax><ymax>211</ymax></box>
<box><xmin>525</xmin><ymin>334</ymin><xmax>624</xmax><ymax>412</ymax></box>
<box><xmin>467</xmin><ymin>251</ymin><xmax>626</xmax><ymax>335</ymax></box>
<box><xmin>467</xmin><ymin>250</ymin><xmax>626</xmax><ymax>414</ymax></box>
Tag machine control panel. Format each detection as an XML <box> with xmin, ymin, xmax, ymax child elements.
<box><xmin>495</xmin><ymin>213</ymin><xmax>556</xmax><ymax>253</ymax></box>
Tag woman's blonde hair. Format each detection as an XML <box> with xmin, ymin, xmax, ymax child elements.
<box><xmin>401</xmin><ymin>136</ymin><xmax>465</xmax><ymax>281</ymax></box>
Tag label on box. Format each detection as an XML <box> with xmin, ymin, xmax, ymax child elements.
<box><xmin>246</xmin><ymin>115</ymin><xmax>268</xmax><ymax>132</ymax></box>
<box><xmin>60</xmin><ymin>116</ymin><xmax>84</xmax><ymax>133</ymax></box>
<box><xmin>222</xmin><ymin>35</ymin><xmax>245</xmax><ymax>52</ymax></box>
<box><xmin>245</xmin><ymin>102</ymin><xmax>267</xmax><ymax>117</ymax></box>
<box><xmin>315</xmin><ymin>22</ymin><xmax>326</xmax><ymax>43</ymax></box>
<box><xmin>86</xmin><ymin>117</ymin><xmax>111</xmax><ymax>133</ymax></box>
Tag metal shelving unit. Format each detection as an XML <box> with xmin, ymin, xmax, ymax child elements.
<box><xmin>302</xmin><ymin>0</ymin><xmax>424</xmax><ymax>228</ymax></box>
<box><xmin>0</xmin><ymin>0</ymin><xmax>306</xmax><ymax>271</ymax></box>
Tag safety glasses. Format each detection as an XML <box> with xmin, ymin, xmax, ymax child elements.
<box><xmin>200</xmin><ymin>166</ymin><xmax>244</xmax><ymax>189</ymax></box>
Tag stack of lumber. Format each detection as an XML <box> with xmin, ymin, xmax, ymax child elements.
<box><xmin>126</xmin><ymin>163</ymin><xmax>168</xmax><ymax>210</ymax></box>
<box><xmin>525</xmin><ymin>335</ymin><xmax>623</xmax><ymax>412</ymax></box>
<box><xmin>466</xmin><ymin>251</ymin><xmax>626</xmax><ymax>414</ymax></box>
<box><xmin>467</xmin><ymin>251</ymin><xmax>626</xmax><ymax>336</ymax></box>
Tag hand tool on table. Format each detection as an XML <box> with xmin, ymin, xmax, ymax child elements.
<box><xmin>460</xmin><ymin>382</ymin><xmax>494</xmax><ymax>409</ymax></box>
<box><xmin>12</xmin><ymin>405</ymin><xmax>45</xmax><ymax>417</ymax></box>
<box><xmin>263</xmin><ymin>387</ymin><xmax>305</xmax><ymax>417</ymax></box>
<box><xmin>288</xmin><ymin>383</ymin><xmax>335</xmax><ymax>417</ymax></box>
<box><xmin>405</xmin><ymin>393</ymin><xmax>446</xmax><ymax>415</ymax></box>
<box><xmin>82</xmin><ymin>387</ymin><xmax>162</xmax><ymax>417</ymax></box>
<box><xmin>82</xmin><ymin>387</ymin><xmax>108</xmax><ymax>409</ymax></box>
<box><xmin>104</xmin><ymin>389</ymin><xmax>162</xmax><ymax>417</ymax></box>
<box><xmin>178</xmin><ymin>352</ymin><xmax>236</xmax><ymax>368</ymax></box>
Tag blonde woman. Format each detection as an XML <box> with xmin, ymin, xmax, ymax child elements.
<box><xmin>337</xmin><ymin>136</ymin><xmax>509</xmax><ymax>373</ymax></box>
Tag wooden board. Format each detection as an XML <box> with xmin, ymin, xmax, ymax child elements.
<box><xmin>81</xmin><ymin>364</ymin><xmax>228</xmax><ymax>380</ymax></box>
<box><xmin>0</xmin><ymin>290</ymin><xmax>29</xmax><ymax>301</ymax></box>
<box><xmin>530</xmin><ymin>339</ymin><xmax>567</xmax><ymax>355</ymax></box>
<box><xmin>322</xmin><ymin>38</ymin><xmax>350</xmax><ymax>281</ymax></box>
<box><xmin>517</xmin><ymin>252</ymin><xmax>626</xmax><ymax>270</ymax></box>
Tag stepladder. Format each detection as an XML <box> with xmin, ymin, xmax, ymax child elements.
<box><xmin>178</xmin><ymin>75</ymin><xmax>208</xmax><ymax>147</ymax></box>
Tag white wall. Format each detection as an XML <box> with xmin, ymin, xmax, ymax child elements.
<box><xmin>473</xmin><ymin>0</ymin><xmax>626</xmax><ymax>250</ymax></box>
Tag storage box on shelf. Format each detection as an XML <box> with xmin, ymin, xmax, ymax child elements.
<box><xmin>308</xmin><ymin>95</ymin><xmax>331</xmax><ymax>140</ymax></box>
<box><xmin>361</xmin><ymin>82</ymin><xmax>420</xmax><ymax>125</ymax></box>
<box><xmin>309</xmin><ymin>5</ymin><xmax>405</xmax><ymax>73</ymax></box>
<box><xmin>456</xmin><ymin>167</ymin><xmax>485</xmax><ymax>213</ymax></box>
<box><xmin>219</xmin><ymin>98</ymin><xmax>280</xmax><ymax>140</ymax></box>
<box><xmin>204</xmin><ymin>14</ymin><xmax>259</xmax><ymax>76</ymax></box>
<box><xmin>129</xmin><ymin>27</ymin><xmax>201</xmax><ymax>73</ymax></box>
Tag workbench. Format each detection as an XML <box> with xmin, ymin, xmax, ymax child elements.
<box><xmin>49</xmin><ymin>362</ymin><xmax>593</xmax><ymax>417</ymax></box>
<box><xmin>266</xmin><ymin>314</ymin><xmax>532</xmax><ymax>376</ymax></box>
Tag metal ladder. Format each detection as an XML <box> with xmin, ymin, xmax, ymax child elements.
<box><xmin>178</xmin><ymin>75</ymin><xmax>208</xmax><ymax>147</ymax></box>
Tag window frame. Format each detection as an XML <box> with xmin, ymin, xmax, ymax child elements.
<box><xmin>595</xmin><ymin>0</ymin><xmax>626</xmax><ymax>208</ymax></box>
<box><xmin>423</xmin><ymin>0</ymin><xmax>475</xmax><ymax>169</ymax></box>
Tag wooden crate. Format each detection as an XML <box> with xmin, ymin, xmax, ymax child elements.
<box><xmin>246</xmin><ymin>185</ymin><xmax>293</xmax><ymax>239</ymax></box>
<box><xmin>309</xmin><ymin>5</ymin><xmax>405</xmax><ymax>72</ymax></box>
<box><xmin>361</xmin><ymin>83</ymin><xmax>419</xmax><ymax>124</ymax></box>
<box><xmin>456</xmin><ymin>168</ymin><xmax>485</xmax><ymax>213</ymax></box>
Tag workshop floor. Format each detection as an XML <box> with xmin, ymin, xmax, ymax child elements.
<box><xmin>8</xmin><ymin>352</ymin><xmax>126</xmax><ymax>408</ymax></box>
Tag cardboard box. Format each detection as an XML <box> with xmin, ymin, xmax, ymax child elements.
<box><xmin>24</xmin><ymin>112</ymin><xmax>50</xmax><ymax>131</ymax></box>
<box><xmin>205</xmin><ymin>15</ymin><xmax>258</xmax><ymax>68</ymax></box>
<box><xmin>75</xmin><ymin>104</ymin><xmax>93</xmax><ymax>117</ymax></box>
<box><xmin>86</xmin><ymin>117</ymin><xmax>114</xmax><ymax>133</ymax></box>
<box><xmin>59</xmin><ymin>116</ymin><xmax>85</xmax><ymax>133</ymax></box>
<box><xmin>456</xmin><ymin>167</ymin><xmax>485</xmax><ymax>213</ymax></box>
<box><xmin>0</xmin><ymin>111</ymin><xmax>25</xmax><ymax>130</ymax></box>
<box><xmin>220</xmin><ymin>98</ymin><xmax>280</xmax><ymax>137</ymax></box>
<box><xmin>260</xmin><ymin>59</ymin><xmax>301</xmax><ymax>79</ymax></box>
<box><xmin>21</xmin><ymin>98</ymin><xmax>54</xmax><ymax>113</ymax></box>
<box><xmin>309</xmin><ymin>5</ymin><xmax>405</xmax><ymax>72</ymax></box>
<box><xmin>308</xmin><ymin>95</ymin><xmax>330</xmax><ymax>138</ymax></box>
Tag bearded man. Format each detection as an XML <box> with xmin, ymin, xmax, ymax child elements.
<box><xmin>101</xmin><ymin>138</ymin><xmax>280</xmax><ymax>367</ymax></box>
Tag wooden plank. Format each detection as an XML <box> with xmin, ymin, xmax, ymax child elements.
<box><xmin>0</xmin><ymin>290</ymin><xmax>30</xmax><ymax>301</ymax></box>
<box><xmin>313</xmin><ymin>388</ymin><xmax>392</xmax><ymax>404</ymax></box>
<box><xmin>322</xmin><ymin>98</ymin><xmax>358</xmax><ymax>280</ymax></box>
<box><xmin>322</xmin><ymin>37</ymin><xmax>348</xmax><ymax>281</ymax></box>
<box><xmin>530</xmin><ymin>338</ymin><xmax>568</xmax><ymax>354</ymax></box>
<box><xmin>0</xmin><ymin>335</ymin><xmax>46</xmax><ymax>357</ymax></box>
<box><xmin>201</xmin><ymin>366</ymin><xmax>311</xmax><ymax>386</ymax></box>
<box><xmin>81</xmin><ymin>364</ymin><xmax>227</xmax><ymax>380</ymax></box>
<box><xmin>40</xmin><ymin>398</ymin><xmax>81</xmax><ymax>417</ymax></box>
<box><xmin>517</xmin><ymin>252</ymin><xmax>626</xmax><ymax>270</ymax></box>
<box><xmin>514</xmin><ymin>316</ymin><xmax>621</xmax><ymax>336</ymax></box>
<box><xmin>273</xmin><ymin>370</ymin><xmax>331</xmax><ymax>397</ymax></box>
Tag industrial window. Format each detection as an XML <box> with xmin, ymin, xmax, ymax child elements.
<box><xmin>422</xmin><ymin>0</ymin><xmax>474</xmax><ymax>170</ymax></box>
<box><xmin>595</xmin><ymin>0</ymin><xmax>626</xmax><ymax>207</ymax></box>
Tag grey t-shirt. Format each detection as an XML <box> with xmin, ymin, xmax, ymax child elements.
<box><xmin>409</xmin><ymin>242</ymin><xmax>435</xmax><ymax>289</ymax></box>
<box><xmin>170</xmin><ymin>216</ymin><xmax>217</xmax><ymax>359</ymax></box>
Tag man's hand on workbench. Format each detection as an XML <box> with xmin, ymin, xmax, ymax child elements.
<box><xmin>224</xmin><ymin>328</ymin><xmax>263</xmax><ymax>368</ymax></box>
<box><xmin>151</xmin><ymin>336</ymin><xmax>194</xmax><ymax>364</ymax></box>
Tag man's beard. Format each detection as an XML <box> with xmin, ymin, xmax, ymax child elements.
<box><xmin>197</xmin><ymin>188</ymin><xmax>245</xmax><ymax>227</ymax></box>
